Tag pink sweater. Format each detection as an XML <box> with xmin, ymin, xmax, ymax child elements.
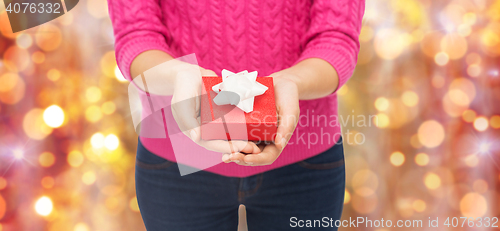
<box><xmin>109</xmin><ymin>0</ymin><xmax>364</xmax><ymax>177</ymax></box>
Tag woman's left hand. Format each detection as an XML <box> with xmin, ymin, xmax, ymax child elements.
<box><xmin>224</xmin><ymin>71</ymin><xmax>300</xmax><ymax>166</ymax></box>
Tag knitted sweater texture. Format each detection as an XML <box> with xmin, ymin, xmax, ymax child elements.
<box><xmin>109</xmin><ymin>0</ymin><xmax>364</xmax><ymax>177</ymax></box>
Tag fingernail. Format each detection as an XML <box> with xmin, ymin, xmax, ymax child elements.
<box><xmin>234</xmin><ymin>160</ymin><xmax>240</xmax><ymax>163</ymax></box>
<box><xmin>246</xmin><ymin>162</ymin><xmax>253</xmax><ymax>165</ymax></box>
<box><xmin>222</xmin><ymin>154</ymin><xmax>230</xmax><ymax>162</ymax></box>
<box><xmin>190</xmin><ymin>130</ymin><xmax>196</xmax><ymax>140</ymax></box>
<box><xmin>281</xmin><ymin>138</ymin><xmax>287</xmax><ymax>149</ymax></box>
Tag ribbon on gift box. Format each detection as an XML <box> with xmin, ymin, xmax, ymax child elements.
<box><xmin>211</xmin><ymin>69</ymin><xmax>269</xmax><ymax>113</ymax></box>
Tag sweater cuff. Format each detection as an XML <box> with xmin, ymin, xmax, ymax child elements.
<box><xmin>116</xmin><ymin>37</ymin><xmax>175</xmax><ymax>81</ymax></box>
<box><xmin>294</xmin><ymin>46</ymin><xmax>356</xmax><ymax>93</ymax></box>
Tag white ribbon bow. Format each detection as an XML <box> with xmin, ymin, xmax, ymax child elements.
<box><xmin>212</xmin><ymin>69</ymin><xmax>268</xmax><ymax>113</ymax></box>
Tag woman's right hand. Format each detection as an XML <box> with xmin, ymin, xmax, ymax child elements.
<box><xmin>131</xmin><ymin>51</ymin><xmax>260</xmax><ymax>158</ymax></box>
<box><xmin>169</xmin><ymin>65</ymin><xmax>261</xmax><ymax>157</ymax></box>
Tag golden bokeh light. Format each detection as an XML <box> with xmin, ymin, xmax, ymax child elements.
<box><xmin>434</xmin><ymin>52</ymin><xmax>449</xmax><ymax>66</ymax></box>
<box><xmin>359</xmin><ymin>26</ymin><xmax>374</xmax><ymax>42</ymax></box>
<box><xmin>415</xmin><ymin>153</ymin><xmax>429</xmax><ymax>166</ymax></box>
<box><xmin>85</xmin><ymin>105</ymin><xmax>103</xmax><ymax>123</ymax></box>
<box><xmin>401</xmin><ymin>91</ymin><xmax>419</xmax><ymax>107</ymax></box>
<box><xmin>47</xmin><ymin>69</ymin><xmax>61</xmax><ymax>82</ymax></box>
<box><xmin>105</xmin><ymin>196</ymin><xmax>127</xmax><ymax>214</ymax></box>
<box><xmin>424</xmin><ymin>173</ymin><xmax>441</xmax><ymax>190</ymax></box>
<box><xmin>114</xmin><ymin>66</ymin><xmax>128</xmax><ymax>82</ymax></box>
<box><xmin>431</xmin><ymin>75</ymin><xmax>445</xmax><ymax>88</ymax></box>
<box><xmin>85</xmin><ymin>87</ymin><xmax>102</xmax><ymax>103</ymax></box>
<box><xmin>90</xmin><ymin>133</ymin><xmax>105</xmax><ymax>148</ymax></box>
<box><xmin>41</xmin><ymin>176</ymin><xmax>55</xmax><ymax>189</ymax></box>
<box><xmin>0</xmin><ymin>73</ymin><xmax>19</xmax><ymax>93</ymax></box>
<box><xmin>460</xmin><ymin>193</ymin><xmax>487</xmax><ymax>217</ymax></box>
<box><xmin>39</xmin><ymin>152</ymin><xmax>56</xmax><ymax>167</ymax></box>
<box><xmin>129</xmin><ymin>197</ymin><xmax>140</xmax><ymax>212</ymax></box>
<box><xmin>0</xmin><ymin>177</ymin><xmax>6</xmax><ymax>190</ymax></box>
<box><xmin>35</xmin><ymin>24</ymin><xmax>62</xmax><ymax>51</ymax></box>
<box><xmin>440</xmin><ymin>33</ymin><xmax>468</xmax><ymax>59</ymax></box>
<box><xmin>449</xmin><ymin>77</ymin><xmax>476</xmax><ymax>100</ymax></box>
<box><xmin>0</xmin><ymin>194</ymin><xmax>5</xmax><ymax>220</ymax></box>
<box><xmin>464</xmin><ymin>154</ymin><xmax>479</xmax><ymax>167</ymax></box>
<box><xmin>74</xmin><ymin>223</ymin><xmax>90</xmax><ymax>231</ymax></box>
<box><xmin>32</xmin><ymin>51</ymin><xmax>46</xmax><ymax>64</ymax></box>
<box><xmin>473</xmin><ymin>117</ymin><xmax>488</xmax><ymax>132</ymax></box>
<box><xmin>0</xmin><ymin>11</ymin><xmax>16</xmax><ymax>38</ymax></box>
<box><xmin>443</xmin><ymin>92</ymin><xmax>468</xmax><ymax>117</ymax></box>
<box><xmin>16</xmin><ymin>33</ymin><xmax>33</xmax><ymax>49</ymax></box>
<box><xmin>465</xmin><ymin>52</ymin><xmax>481</xmax><ymax>65</ymax></box>
<box><xmin>421</xmin><ymin>31</ymin><xmax>443</xmax><ymax>58</ymax></box>
<box><xmin>344</xmin><ymin>189</ymin><xmax>351</xmax><ymax>204</ymax></box>
<box><xmin>410</xmin><ymin>134</ymin><xmax>422</xmax><ymax>149</ymax></box>
<box><xmin>351</xmin><ymin>194</ymin><xmax>377</xmax><ymax>214</ymax></box>
<box><xmin>104</xmin><ymin>134</ymin><xmax>120</xmax><ymax>150</ymax></box>
<box><xmin>101</xmin><ymin>101</ymin><xmax>116</xmax><ymax>115</ymax></box>
<box><xmin>23</xmin><ymin>108</ymin><xmax>53</xmax><ymax>140</ymax></box>
<box><xmin>337</xmin><ymin>85</ymin><xmax>348</xmax><ymax>96</ymax></box>
<box><xmin>3</xmin><ymin>46</ymin><xmax>30</xmax><ymax>72</ymax></box>
<box><xmin>418</xmin><ymin>120</ymin><xmax>445</xmax><ymax>148</ymax></box>
<box><xmin>43</xmin><ymin>105</ymin><xmax>65</xmax><ymax>128</ymax></box>
<box><xmin>463</xmin><ymin>12</ymin><xmax>476</xmax><ymax>25</ymax></box>
<box><xmin>480</xmin><ymin>28</ymin><xmax>499</xmax><ymax>47</ymax></box>
<box><xmin>35</xmin><ymin>196</ymin><xmax>53</xmax><ymax>216</ymax></box>
<box><xmin>457</xmin><ymin>24</ymin><xmax>471</xmax><ymax>37</ymax></box>
<box><xmin>448</xmin><ymin>89</ymin><xmax>470</xmax><ymax>106</ymax></box>
<box><xmin>390</xmin><ymin>151</ymin><xmax>405</xmax><ymax>166</ymax></box>
<box><xmin>0</xmin><ymin>0</ymin><xmax>497</xmax><ymax>228</ymax></box>
<box><xmin>87</xmin><ymin>0</ymin><xmax>109</xmax><ymax>18</ymax></box>
<box><xmin>82</xmin><ymin>171</ymin><xmax>97</xmax><ymax>185</ymax></box>
<box><xmin>461</xmin><ymin>109</ymin><xmax>476</xmax><ymax>123</ymax></box>
<box><xmin>374</xmin><ymin>29</ymin><xmax>408</xmax><ymax>60</ymax></box>
<box><xmin>490</xmin><ymin>115</ymin><xmax>500</xmax><ymax>129</ymax></box>
<box><xmin>467</xmin><ymin>64</ymin><xmax>481</xmax><ymax>77</ymax></box>
<box><xmin>0</xmin><ymin>73</ymin><xmax>25</xmax><ymax>105</ymax></box>
<box><xmin>374</xmin><ymin>113</ymin><xmax>390</xmax><ymax>128</ymax></box>
<box><xmin>58</xmin><ymin>11</ymin><xmax>74</xmax><ymax>25</ymax></box>
<box><xmin>101</xmin><ymin>51</ymin><xmax>117</xmax><ymax>77</ymax></box>
<box><xmin>67</xmin><ymin>150</ymin><xmax>84</xmax><ymax>167</ymax></box>
<box><xmin>351</xmin><ymin>169</ymin><xmax>379</xmax><ymax>197</ymax></box>
<box><xmin>374</xmin><ymin>97</ymin><xmax>389</xmax><ymax>111</ymax></box>
<box><xmin>441</xmin><ymin>4</ymin><xmax>465</xmax><ymax>28</ymax></box>
<box><xmin>397</xmin><ymin>198</ymin><xmax>414</xmax><ymax>218</ymax></box>
<box><xmin>412</xmin><ymin>199</ymin><xmax>426</xmax><ymax>212</ymax></box>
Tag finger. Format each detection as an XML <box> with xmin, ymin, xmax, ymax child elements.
<box><xmin>171</xmin><ymin>96</ymin><xmax>201</xmax><ymax>142</ymax></box>
<box><xmin>229</xmin><ymin>152</ymin><xmax>246</xmax><ymax>164</ymax></box>
<box><xmin>275</xmin><ymin>101</ymin><xmax>299</xmax><ymax>151</ymax></box>
<box><xmin>201</xmin><ymin>69</ymin><xmax>217</xmax><ymax>77</ymax></box>
<box><xmin>242</xmin><ymin>144</ymin><xmax>281</xmax><ymax>166</ymax></box>
<box><xmin>222</xmin><ymin>152</ymin><xmax>253</xmax><ymax>166</ymax></box>
<box><xmin>222</xmin><ymin>153</ymin><xmax>231</xmax><ymax>163</ymax></box>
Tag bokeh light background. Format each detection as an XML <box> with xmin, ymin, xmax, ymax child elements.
<box><xmin>0</xmin><ymin>0</ymin><xmax>499</xmax><ymax>230</ymax></box>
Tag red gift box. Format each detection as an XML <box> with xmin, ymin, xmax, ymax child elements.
<box><xmin>201</xmin><ymin>76</ymin><xmax>277</xmax><ymax>142</ymax></box>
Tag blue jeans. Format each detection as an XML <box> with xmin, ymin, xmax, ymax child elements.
<box><xmin>135</xmin><ymin>138</ymin><xmax>345</xmax><ymax>230</ymax></box>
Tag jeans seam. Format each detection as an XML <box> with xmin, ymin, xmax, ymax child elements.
<box><xmin>237</xmin><ymin>174</ymin><xmax>263</xmax><ymax>203</ymax></box>
<box><xmin>238</xmin><ymin>178</ymin><xmax>245</xmax><ymax>204</ymax></box>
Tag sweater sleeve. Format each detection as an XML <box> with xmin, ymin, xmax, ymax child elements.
<box><xmin>108</xmin><ymin>0</ymin><xmax>175</xmax><ymax>81</ymax></box>
<box><xmin>294</xmin><ymin>0</ymin><xmax>365</xmax><ymax>92</ymax></box>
